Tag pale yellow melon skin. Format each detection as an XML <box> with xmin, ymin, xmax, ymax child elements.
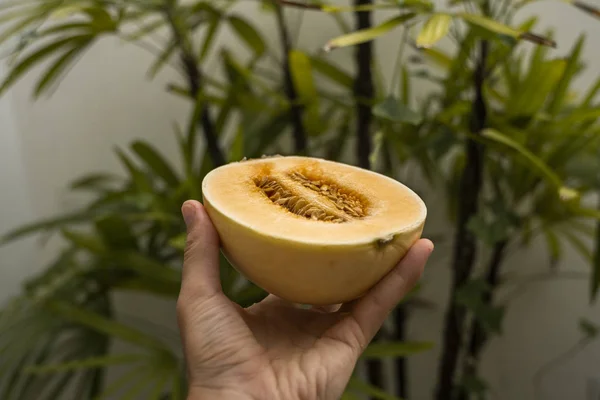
<box><xmin>205</xmin><ymin>198</ymin><xmax>424</xmax><ymax>305</ymax></box>
<box><xmin>201</xmin><ymin>156</ymin><xmax>427</xmax><ymax>306</ymax></box>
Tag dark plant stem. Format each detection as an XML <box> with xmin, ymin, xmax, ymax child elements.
<box><xmin>71</xmin><ymin>291</ymin><xmax>112</xmax><ymax>398</ymax></box>
<box><xmin>592</xmin><ymin>196</ymin><xmax>600</xmax><ymax>303</ymax></box>
<box><xmin>366</xmin><ymin>332</ymin><xmax>385</xmax><ymax>391</ymax></box>
<box><xmin>381</xmin><ymin>125</ymin><xmax>408</xmax><ymax>398</ymax></box>
<box><xmin>457</xmin><ymin>240</ymin><xmax>508</xmax><ymax>400</ymax></box>
<box><xmin>394</xmin><ymin>305</ymin><xmax>408</xmax><ymax>398</ymax></box>
<box><xmin>352</xmin><ymin>0</ymin><xmax>379</xmax><ymax>394</ymax></box>
<box><xmin>354</xmin><ymin>0</ymin><xmax>374</xmax><ymax>169</ymax></box>
<box><xmin>435</xmin><ymin>39</ymin><xmax>489</xmax><ymax>400</ymax></box>
<box><xmin>573</xmin><ymin>0</ymin><xmax>600</xmax><ymax>19</ymax></box>
<box><xmin>272</xmin><ymin>1</ymin><xmax>307</xmax><ymax>155</ymax></box>
<box><xmin>89</xmin><ymin>294</ymin><xmax>112</xmax><ymax>397</ymax></box>
<box><xmin>181</xmin><ymin>55</ymin><xmax>225</xmax><ymax>167</ymax></box>
<box><xmin>164</xmin><ymin>6</ymin><xmax>225</xmax><ymax>167</ymax></box>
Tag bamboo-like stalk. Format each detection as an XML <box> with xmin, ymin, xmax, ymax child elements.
<box><xmin>434</xmin><ymin>39</ymin><xmax>489</xmax><ymax>400</ymax></box>
<box><xmin>272</xmin><ymin>1</ymin><xmax>308</xmax><ymax>155</ymax></box>
<box><xmin>354</xmin><ymin>0</ymin><xmax>374</xmax><ymax>169</ymax></box>
<box><xmin>164</xmin><ymin>5</ymin><xmax>225</xmax><ymax>167</ymax></box>
<box><xmin>457</xmin><ymin>240</ymin><xmax>508</xmax><ymax>400</ymax></box>
<box><xmin>351</xmin><ymin>0</ymin><xmax>381</xmax><ymax>394</ymax></box>
<box><xmin>394</xmin><ymin>306</ymin><xmax>408</xmax><ymax>397</ymax></box>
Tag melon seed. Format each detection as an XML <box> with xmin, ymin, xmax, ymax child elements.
<box><xmin>254</xmin><ymin>176</ymin><xmax>346</xmax><ymax>223</ymax></box>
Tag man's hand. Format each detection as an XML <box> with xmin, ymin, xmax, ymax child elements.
<box><xmin>177</xmin><ymin>200</ymin><xmax>433</xmax><ymax>400</ymax></box>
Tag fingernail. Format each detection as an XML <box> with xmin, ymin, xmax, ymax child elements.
<box><xmin>426</xmin><ymin>239</ymin><xmax>434</xmax><ymax>254</ymax></box>
<box><xmin>182</xmin><ymin>201</ymin><xmax>196</xmax><ymax>227</ymax></box>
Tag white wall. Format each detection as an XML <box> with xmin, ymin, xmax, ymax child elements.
<box><xmin>1</xmin><ymin>1</ymin><xmax>600</xmax><ymax>399</ymax></box>
<box><xmin>0</xmin><ymin>62</ymin><xmax>38</xmax><ymax>303</ymax></box>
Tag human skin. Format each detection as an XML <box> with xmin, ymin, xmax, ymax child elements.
<box><xmin>177</xmin><ymin>200</ymin><xmax>433</xmax><ymax>400</ymax></box>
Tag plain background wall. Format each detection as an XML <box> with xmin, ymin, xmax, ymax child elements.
<box><xmin>1</xmin><ymin>1</ymin><xmax>600</xmax><ymax>399</ymax></box>
<box><xmin>0</xmin><ymin>62</ymin><xmax>38</xmax><ymax>302</ymax></box>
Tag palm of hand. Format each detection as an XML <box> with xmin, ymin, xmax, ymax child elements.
<box><xmin>183</xmin><ymin>293</ymin><xmax>361</xmax><ymax>400</ymax></box>
<box><xmin>178</xmin><ymin>201</ymin><xmax>432</xmax><ymax>400</ymax></box>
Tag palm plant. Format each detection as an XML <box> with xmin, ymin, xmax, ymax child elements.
<box><xmin>0</xmin><ymin>0</ymin><xmax>434</xmax><ymax>398</ymax></box>
<box><xmin>1</xmin><ymin>0</ymin><xmax>600</xmax><ymax>399</ymax></box>
<box><xmin>402</xmin><ymin>5</ymin><xmax>600</xmax><ymax>399</ymax></box>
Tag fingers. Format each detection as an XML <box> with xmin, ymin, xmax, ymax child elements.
<box><xmin>255</xmin><ymin>294</ymin><xmax>340</xmax><ymax>313</ymax></box>
<box><xmin>327</xmin><ymin>239</ymin><xmax>433</xmax><ymax>352</ymax></box>
<box><xmin>179</xmin><ymin>200</ymin><xmax>223</xmax><ymax>302</ymax></box>
<box><xmin>352</xmin><ymin>239</ymin><xmax>433</xmax><ymax>344</ymax></box>
<box><xmin>245</xmin><ymin>294</ymin><xmax>288</xmax><ymax>312</ymax></box>
<box><xmin>311</xmin><ymin>304</ymin><xmax>342</xmax><ymax>313</ymax></box>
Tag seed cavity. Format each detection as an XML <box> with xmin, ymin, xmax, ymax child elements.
<box><xmin>254</xmin><ymin>176</ymin><xmax>346</xmax><ymax>222</ymax></box>
<box><xmin>288</xmin><ymin>171</ymin><xmax>367</xmax><ymax>219</ymax></box>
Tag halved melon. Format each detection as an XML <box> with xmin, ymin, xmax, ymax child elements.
<box><xmin>201</xmin><ymin>155</ymin><xmax>427</xmax><ymax>305</ymax></box>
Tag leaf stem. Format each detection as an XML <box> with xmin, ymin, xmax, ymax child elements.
<box><xmin>389</xmin><ymin>26</ymin><xmax>408</xmax><ymax>96</ymax></box>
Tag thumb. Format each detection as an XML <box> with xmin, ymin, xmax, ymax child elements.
<box><xmin>179</xmin><ymin>200</ymin><xmax>222</xmax><ymax>302</ymax></box>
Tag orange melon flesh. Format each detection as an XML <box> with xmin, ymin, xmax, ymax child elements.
<box><xmin>201</xmin><ymin>155</ymin><xmax>427</xmax><ymax>305</ymax></box>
